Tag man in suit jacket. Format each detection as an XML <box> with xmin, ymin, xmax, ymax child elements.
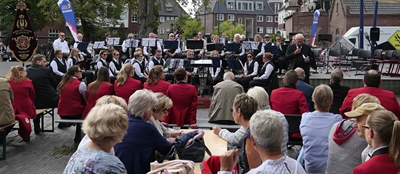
<box><xmin>26</xmin><ymin>54</ymin><xmax>59</xmax><ymax>134</ymax></box>
<box><xmin>162</xmin><ymin>68</ymin><xmax>198</xmax><ymax>128</ymax></box>
<box><xmin>329</xmin><ymin>69</ymin><xmax>350</xmax><ymax>114</ymax></box>
<box><xmin>0</xmin><ymin>78</ymin><xmax>15</xmax><ymax>139</ymax></box>
<box><xmin>208</xmin><ymin>72</ymin><xmax>243</xmax><ymax>124</ymax></box>
<box><xmin>295</xmin><ymin>67</ymin><xmax>315</xmax><ymax>112</ymax></box>
<box><xmin>339</xmin><ymin>70</ymin><xmax>400</xmax><ymax>119</ymax></box>
<box><xmin>285</xmin><ymin>34</ymin><xmax>316</xmax><ymax>84</ymax></box>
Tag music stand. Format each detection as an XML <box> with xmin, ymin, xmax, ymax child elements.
<box><xmin>107</xmin><ymin>38</ymin><xmax>120</xmax><ymax>46</ymax></box>
<box><xmin>225</xmin><ymin>43</ymin><xmax>240</xmax><ymax>52</ymax></box>
<box><xmin>142</xmin><ymin>38</ymin><xmax>156</xmax><ymax>47</ymax></box>
<box><xmin>126</xmin><ymin>39</ymin><xmax>140</xmax><ymax>48</ymax></box>
<box><xmin>209</xmin><ymin>57</ymin><xmax>221</xmax><ymax>67</ymax></box>
<box><xmin>170</xmin><ymin>59</ymin><xmax>183</xmax><ymax>69</ymax></box>
<box><xmin>77</xmin><ymin>42</ymin><xmax>89</xmax><ymax>52</ymax></box>
<box><xmin>264</xmin><ymin>45</ymin><xmax>279</xmax><ymax>55</ymax></box>
<box><xmin>242</xmin><ymin>41</ymin><xmax>257</xmax><ymax>51</ymax></box>
<box><xmin>187</xmin><ymin>40</ymin><xmax>204</xmax><ymax>49</ymax></box>
<box><xmin>206</xmin><ymin>44</ymin><xmax>224</xmax><ymax>52</ymax></box>
<box><xmin>219</xmin><ymin>38</ymin><xmax>226</xmax><ymax>45</ymax></box>
<box><xmin>164</xmin><ymin>40</ymin><xmax>179</xmax><ymax>50</ymax></box>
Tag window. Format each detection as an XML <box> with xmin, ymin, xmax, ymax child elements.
<box><xmin>266</xmin><ymin>27</ymin><xmax>273</xmax><ymax>34</ymax></box>
<box><xmin>266</xmin><ymin>16</ymin><xmax>273</xmax><ymax>22</ymax></box>
<box><xmin>257</xmin><ymin>15</ymin><xmax>263</xmax><ymax>22</ymax></box>
<box><xmin>256</xmin><ymin>2</ymin><xmax>263</xmax><ymax>10</ymax></box>
<box><xmin>159</xmin><ymin>28</ymin><xmax>164</xmax><ymax>34</ymax></box>
<box><xmin>275</xmin><ymin>27</ymin><xmax>279</xmax><ymax>33</ymax></box>
<box><xmin>237</xmin><ymin>1</ymin><xmax>254</xmax><ymax>11</ymax></box>
<box><xmin>131</xmin><ymin>12</ymin><xmax>138</xmax><ymax>23</ymax></box>
<box><xmin>170</xmin><ymin>17</ymin><xmax>174</xmax><ymax>21</ymax></box>
<box><xmin>227</xmin><ymin>1</ymin><xmax>235</xmax><ymax>10</ymax></box>
<box><xmin>166</xmin><ymin>28</ymin><xmax>170</xmax><ymax>32</ymax></box>
<box><xmin>48</xmin><ymin>29</ymin><xmax>59</xmax><ymax>37</ymax></box>
<box><xmin>160</xmin><ymin>17</ymin><xmax>165</xmax><ymax>22</ymax></box>
<box><xmin>275</xmin><ymin>16</ymin><xmax>278</xmax><ymax>22</ymax></box>
<box><xmin>175</xmin><ymin>17</ymin><xmax>178</xmax><ymax>20</ymax></box>
<box><xmin>132</xmin><ymin>31</ymin><xmax>139</xmax><ymax>38</ymax></box>
<box><xmin>218</xmin><ymin>14</ymin><xmax>224</xmax><ymax>21</ymax></box>
<box><xmin>238</xmin><ymin>17</ymin><xmax>242</xmax><ymax>24</ymax></box>
<box><xmin>166</xmin><ymin>7</ymin><xmax>173</xmax><ymax>11</ymax></box>
<box><xmin>228</xmin><ymin>14</ymin><xmax>235</xmax><ymax>21</ymax></box>
<box><xmin>166</xmin><ymin>17</ymin><xmax>170</xmax><ymax>21</ymax></box>
<box><xmin>275</xmin><ymin>3</ymin><xmax>280</xmax><ymax>13</ymax></box>
<box><xmin>257</xmin><ymin>27</ymin><xmax>263</xmax><ymax>33</ymax></box>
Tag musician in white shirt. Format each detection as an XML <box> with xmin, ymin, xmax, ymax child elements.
<box><xmin>96</xmin><ymin>50</ymin><xmax>114</xmax><ymax>77</ymax></box>
<box><xmin>143</xmin><ymin>32</ymin><xmax>162</xmax><ymax>58</ymax></box>
<box><xmin>209</xmin><ymin>50</ymin><xmax>223</xmax><ymax>85</ymax></box>
<box><xmin>73</xmin><ymin>33</ymin><xmax>92</xmax><ymax>57</ymax></box>
<box><xmin>239</xmin><ymin>52</ymin><xmax>259</xmax><ymax>91</ymax></box>
<box><xmin>52</xmin><ymin>32</ymin><xmax>70</xmax><ymax>58</ymax></box>
<box><xmin>122</xmin><ymin>33</ymin><xmax>136</xmax><ymax>59</ymax></box>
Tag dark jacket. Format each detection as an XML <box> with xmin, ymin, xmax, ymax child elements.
<box><xmin>285</xmin><ymin>44</ymin><xmax>317</xmax><ymax>70</ymax></box>
<box><xmin>329</xmin><ymin>83</ymin><xmax>350</xmax><ymax>114</ymax></box>
<box><xmin>296</xmin><ymin>79</ymin><xmax>315</xmax><ymax>112</ymax></box>
<box><xmin>26</xmin><ymin>64</ymin><xmax>59</xmax><ymax>109</ymax></box>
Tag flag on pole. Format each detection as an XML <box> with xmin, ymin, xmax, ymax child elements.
<box><xmin>310</xmin><ymin>10</ymin><xmax>320</xmax><ymax>46</ymax></box>
<box><xmin>58</xmin><ymin>0</ymin><xmax>78</xmax><ymax>41</ymax></box>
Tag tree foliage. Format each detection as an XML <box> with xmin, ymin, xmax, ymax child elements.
<box><xmin>172</xmin><ymin>14</ymin><xmax>204</xmax><ymax>40</ymax></box>
<box><xmin>211</xmin><ymin>21</ymin><xmax>245</xmax><ymax>40</ymax></box>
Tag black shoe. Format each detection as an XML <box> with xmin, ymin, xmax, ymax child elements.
<box><xmin>34</xmin><ymin>126</ymin><xmax>41</xmax><ymax>135</ymax></box>
<box><xmin>58</xmin><ymin>123</ymin><xmax>69</xmax><ymax>129</ymax></box>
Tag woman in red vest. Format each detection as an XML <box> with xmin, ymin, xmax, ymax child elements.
<box><xmin>114</xmin><ymin>63</ymin><xmax>142</xmax><ymax>104</ymax></box>
<box><xmin>82</xmin><ymin>66</ymin><xmax>113</xmax><ymax>119</ymax></box>
<box><xmin>144</xmin><ymin>65</ymin><xmax>170</xmax><ymax>94</ymax></box>
<box><xmin>7</xmin><ymin>65</ymin><xmax>35</xmax><ymax>142</ymax></box>
<box><xmin>57</xmin><ymin>65</ymin><xmax>87</xmax><ymax>143</ymax></box>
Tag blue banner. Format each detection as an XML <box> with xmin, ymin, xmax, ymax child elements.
<box><xmin>58</xmin><ymin>0</ymin><xmax>78</xmax><ymax>41</ymax></box>
<box><xmin>310</xmin><ymin>10</ymin><xmax>320</xmax><ymax>46</ymax></box>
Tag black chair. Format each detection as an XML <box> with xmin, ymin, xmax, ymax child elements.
<box><xmin>354</xmin><ymin>50</ymin><xmax>371</xmax><ymax>75</ymax></box>
<box><xmin>284</xmin><ymin>114</ymin><xmax>303</xmax><ymax>146</ymax></box>
<box><xmin>381</xmin><ymin>50</ymin><xmax>394</xmax><ymax>74</ymax></box>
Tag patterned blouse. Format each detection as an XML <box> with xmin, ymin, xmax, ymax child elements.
<box><xmin>63</xmin><ymin>146</ymin><xmax>127</xmax><ymax>174</ymax></box>
<box><xmin>241</xmin><ymin>128</ymin><xmax>251</xmax><ymax>173</ymax></box>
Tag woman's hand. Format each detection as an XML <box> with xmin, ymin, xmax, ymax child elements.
<box><xmin>171</xmin><ymin>130</ymin><xmax>182</xmax><ymax>138</ymax></box>
<box><xmin>213</xmin><ymin>126</ymin><xmax>221</xmax><ymax>135</ymax></box>
<box><xmin>190</xmin><ymin>124</ymin><xmax>198</xmax><ymax>129</ymax></box>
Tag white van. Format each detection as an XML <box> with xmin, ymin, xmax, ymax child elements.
<box><xmin>343</xmin><ymin>26</ymin><xmax>400</xmax><ymax>50</ymax></box>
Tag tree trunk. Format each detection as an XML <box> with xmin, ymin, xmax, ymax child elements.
<box><xmin>138</xmin><ymin>0</ymin><xmax>148</xmax><ymax>38</ymax></box>
<box><xmin>146</xmin><ymin>0</ymin><xmax>156</xmax><ymax>35</ymax></box>
<box><xmin>81</xmin><ymin>20</ymin><xmax>91</xmax><ymax>42</ymax></box>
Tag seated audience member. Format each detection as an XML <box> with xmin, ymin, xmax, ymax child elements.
<box><xmin>208</xmin><ymin>72</ymin><xmax>243</xmax><ymax>125</ymax></box>
<box><xmin>340</xmin><ymin>69</ymin><xmax>400</xmax><ymax>119</ymax></box>
<box><xmin>329</xmin><ymin>69</ymin><xmax>350</xmax><ymax>114</ymax></box>
<box><xmin>148</xmin><ymin>93</ymin><xmax>182</xmax><ymax>142</ymax></box>
<box><xmin>27</xmin><ymin>54</ymin><xmax>59</xmax><ymax>134</ymax></box>
<box><xmin>219</xmin><ymin>110</ymin><xmax>306</xmax><ymax>174</ymax></box>
<box><xmin>238</xmin><ymin>52</ymin><xmax>259</xmax><ymax>92</ymax></box>
<box><xmin>298</xmin><ymin>85</ymin><xmax>342</xmax><ymax>173</ymax></box>
<box><xmin>114</xmin><ymin>89</ymin><xmax>199</xmax><ymax>174</ymax></box>
<box><xmin>78</xmin><ymin>95</ymin><xmax>128</xmax><ymax>155</ymax></box>
<box><xmin>114</xmin><ymin>64</ymin><xmax>142</xmax><ymax>104</ymax></box>
<box><xmin>82</xmin><ymin>67</ymin><xmax>114</xmax><ymax>119</ymax></box>
<box><xmin>162</xmin><ymin>68</ymin><xmax>198</xmax><ymax>128</ymax></box>
<box><xmin>270</xmin><ymin>70</ymin><xmax>308</xmax><ymax>115</ymax></box>
<box><xmin>230</xmin><ymin>94</ymin><xmax>259</xmax><ymax>172</ymax></box>
<box><xmin>353</xmin><ymin>110</ymin><xmax>400</xmax><ymax>174</ymax></box>
<box><xmin>132</xmin><ymin>51</ymin><xmax>148</xmax><ymax>84</ymax></box>
<box><xmin>344</xmin><ymin>102</ymin><xmax>386</xmax><ymax>162</ymax></box>
<box><xmin>144</xmin><ymin>65</ymin><xmax>171</xmax><ymax>94</ymax></box>
<box><xmin>7</xmin><ymin>66</ymin><xmax>35</xmax><ymax>142</ymax></box>
<box><xmin>63</xmin><ymin>104</ymin><xmax>128</xmax><ymax>173</ymax></box>
<box><xmin>295</xmin><ymin>67</ymin><xmax>314</xmax><ymax>112</ymax></box>
<box><xmin>249</xmin><ymin>52</ymin><xmax>275</xmax><ymax>89</ymax></box>
<box><xmin>326</xmin><ymin>94</ymin><xmax>380</xmax><ymax>174</ymax></box>
<box><xmin>56</xmin><ymin>65</ymin><xmax>87</xmax><ymax>142</ymax></box>
<box><xmin>50</xmin><ymin>49</ymin><xmax>67</xmax><ymax>84</ymax></box>
<box><xmin>0</xmin><ymin>78</ymin><xmax>17</xmax><ymax>141</ymax></box>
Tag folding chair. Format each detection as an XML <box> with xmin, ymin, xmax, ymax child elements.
<box><xmin>354</xmin><ymin>50</ymin><xmax>371</xmax><ymax>76</ymax></box>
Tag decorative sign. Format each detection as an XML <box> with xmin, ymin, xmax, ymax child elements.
<box><xmin>388</xmin><ymin>30</ymin><xmax>400</xmax><ymax>50</ymax></box>
<box><xmin>8</xmin><ymin>0</ymin><xmax>38</xmax><ymax>62</ymax></box>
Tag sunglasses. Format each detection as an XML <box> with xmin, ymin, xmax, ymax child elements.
<box><xmin>60</xmin><ymin>35</ymin><xmax>65</xmax><ymax>37</ymax></box>
<box><xmin>247</xmin><ymin>56</ymin><xmax>253</xmax><ymax>58</ymax></box>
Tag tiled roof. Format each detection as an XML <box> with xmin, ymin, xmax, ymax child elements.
<box><xmin>211</xmin><ymin>0</ymin><xmax>276</xmax><ymax>15</ymax></box>
<box><xmin>159</xmin><ymin>0</ymin><xmax>187</xmax><ymax>16</ymax></box>
<box><xmin>346</xmin><ymin>0</ymin><xmax>400</xmax><ymax>14</ymax></box>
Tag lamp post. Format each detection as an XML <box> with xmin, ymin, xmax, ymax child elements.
<box><xmin>359</xmin><ymin>0</ymin><xmax>364</xmax><ymax>49</ymax></box>
<box><xmin>218</xmin><ymin>1</ymin><xmax>220</xmax><ymax>35</ymax></box>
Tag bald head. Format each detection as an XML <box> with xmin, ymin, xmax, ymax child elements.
<box><xmin>223</xmin><ymin>72</ymin><xmax>235</xmax><ymax>81</ymax></box>
<box><xmin>295</xmin><ymin>67</ymin><xmax>305</xmax><ymax>80</ymax></box>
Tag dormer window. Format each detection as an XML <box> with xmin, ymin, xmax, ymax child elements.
<box><xmin>227</xmin><ymin>1</ymin><xmax>235</xmax><ymax>10</ymax></box>
<box><xmin>166</xmin><ymin>7</ymin><xmax>173</xmax><ymax>11</ymax></box>
<box><xmin>237</xmin><ymin>1</ymin><xmax>254</xmax><ymax>11</ymax></box>
<box><xmin>256</xmin><ymin>2</ymin><xmax>263</xmax><ymax>10</ymax></box>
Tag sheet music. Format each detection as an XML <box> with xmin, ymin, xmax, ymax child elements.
<box><xmin>126</xmin><ymin>39</ymin><xmax>139</xmax><ymax>48</ymax></box>
<box><xmin>93</xmin><ymin>41</ymin><xmax>105</xmax><ymax>49</ymax></box>
<box><xmin>142</xmin><ymin>38</ymin><xmax>157</xmax><ymax>47</ymax></box>
<box><xmin>107</xmin><ymin>38</ymin><xmax>120</xmax><ymax>46</ymax></box>
<box><xmin>242</xmin><ymin>41</ymin><xmax>257</xmax><ymax>50</ymax></box>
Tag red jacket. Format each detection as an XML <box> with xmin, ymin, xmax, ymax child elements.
<box><xmin>270</xmin><ymin>86</ymin><xmax>309</xmax><ymax>115</ymax></box>
<box><xmin>353</xmin><ymin>153</ymin><xmax>399</xmax><ymax>174</ymax></box>
<box><xmin>114</xmin><ymin>78</ymin><xmax>142</xmax><ymax>104</ymax></box>
<box><xmin>339</xmin><ymin>87</ymin><xmax>400</xmax><ymax>119</ymax></box>
<box><xmin>163</xmin><ymin>82</ymin><xmax>197</xmax><ymax>126</ymax></box>
<box><xmin>58</xmin><ymin>78</ymin><xmax>86</xmax><ymax>117</ymax></box>
<box><xmin>8</xmin><ymin>79</ymin><xmax>36</xmax><ymax>119</ymax></box>
<box><xmin>82</xmin><ymin>82</ymin><xmax>114</xmax><ymax>119</ymax></box>
<box><xmin>144</xmin><ymin>80</ymin><xmax>171</xmax><ymax>95</ymax></box>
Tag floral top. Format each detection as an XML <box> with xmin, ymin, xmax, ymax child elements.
<box><xmin>64</xmin><ymin>146</ymin><xmax>127</xmax><ymax>174</ymax></box>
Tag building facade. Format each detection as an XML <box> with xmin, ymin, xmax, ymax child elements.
<box><xmin>158</xmin><ymin>0</ymin><xmax>187</xmax><ymax>39</ymax></box>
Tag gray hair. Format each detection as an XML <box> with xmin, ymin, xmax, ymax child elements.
<box><xmin>223</xmin><ymin>72</ymin><xmax>235</xmax><ymax>81</ymax></box>
<box><xmin>330</xmin><ymin>68</ymin><xmax>344</xmax><ymax>83</ymax></box>
<box><xmin>128</xmin><ymin>89</ymin><xmax>158</xmax><ymax>119</ymax></box>
<box><xmin>250</xmin><ymin>110</ymin><xmax>283</xmax><ymax>152</ymax></box>
<box><xmin>240</xmin><ymin>35</ymin><xmax>246</xmax><ymax>39</ymax></box>
<box><xmin>295</xmin><ymin>67</ymin><xmax>306</xmax><ymax>80</ymax></box>
<box><xmin>295</xmin><ymin>33</ymin><xmax>305</xmax><ymax>40</ymax></box>
<box><xmin>234</xmin><ymin>34</ymin><xmax>241</xmax><ymax>38</ymax></box>
<box><xmin>247</xmin><ymin>86</ymin><xmax>269</xmax><ymax>109</ymax></box>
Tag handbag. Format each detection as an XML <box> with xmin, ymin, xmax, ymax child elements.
<box><xmin>176</xmin><ymin>138</ymin><xmax>212</xmax><ymax>162</ymax></box>
<box><xmin>147</xmin><ymin>160</ymin><xmax>195</xmax><ymax>174</ymax></box>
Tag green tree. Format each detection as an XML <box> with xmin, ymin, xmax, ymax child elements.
<box><xmin>270</xmin><ymin>33</ymin><xmax>285</xmax><ymax>42</ymax></box>
<box><xmin>211</xmin><ymin>21</ymin><xmax>245</xmax><ymax>40</ymax></box>
<box><xmin>171</xmin><ymin>15</ymin><xmax>203</xmax><ymax>40</ymax></box>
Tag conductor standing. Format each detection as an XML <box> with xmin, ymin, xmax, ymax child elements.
<box><xmin>285</xmin><ymin>34</ymin><xmax>316</xmax><ymax>84</ymax></box>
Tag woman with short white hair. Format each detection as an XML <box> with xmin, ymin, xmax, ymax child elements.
<box><xmin>114</xmin><ymin>89</ymin><xmax>199</xmax><ymax>174</ymax></box>
<box><xmin>64</xmin><ymin>104</ymin><xmax>129</xmax><ymax>173</ymax></box>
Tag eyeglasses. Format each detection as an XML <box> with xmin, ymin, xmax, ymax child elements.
<box><xmin>102</xmin><ymin>54</ymin><xmax>107</xmax><ymax>56</ymax></box>
<box><xmin>60</xmin><ymin>35</ymin><xmax>65</xmax><ymax>37</ymax></box>
<box><xmin>362</xmin><ymin>125</ymin><xmax>370</xmax><ymax>130</ymax></box>
<box><xmin>247</xmin><ymin>56</ymin><xmax>253</xmax><ymax>58</ymax></box>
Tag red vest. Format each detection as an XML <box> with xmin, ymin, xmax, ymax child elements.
<box><xmin>58</xmin><ymin>78</ymin><xmax>85</xmax><ymax>116</ymax></box>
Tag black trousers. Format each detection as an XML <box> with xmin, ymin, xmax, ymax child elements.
<box><xmin>60</xmin><ymin>115</ymin><xmax>82</xmax><ymax>143</ymax></box>
<box><xmin>238</xmin><ymin>76</ymin><xmax>256</xmax><ymax>92</ymax></box>
<box><xmin>278</xmin><ymin>56</ymin><xmax>288</xmax><ymax>73</ymax></box>
<box><xmin>249</xmin><ymin>79</ymin><xmax>270</xmax><ymax>88</ymax></box>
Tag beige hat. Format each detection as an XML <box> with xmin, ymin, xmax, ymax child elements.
<box><xmin>344</xmin><ymin>103</ymin><xmax>386</xmax><ymax>117</ymax></box>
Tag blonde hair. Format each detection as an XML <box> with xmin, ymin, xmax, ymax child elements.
<box><xmin>95</xmin><ymin>95</ymin><xmax>128</xmax><ymax>111</ymax></box>
<box><xmin>116</xmin><ymin>63</ymin><xmax>134</xmax><ymax>86</ymax></box>
<box><xmin>211</xmin><ymin>50</ymin><xmax>219</xmax><ymax>57</ymax></box>
<box><xmin>134</xmin><ymin>51</ymin><xmax>142</xmax><ymax>58</ymax></box>
<box><xmin>135</xmin><ymin>47</ymin><xmax>142</xmax><ymax>52</ymax></box>
<box><xmin>312</xmin><ymin>84</ymin><xmax>333</xmax><ymax>111</ymax></box>
<box><xmin>247</xmin><ymin>86</ymin><xmax>269</xmax><ymax>109</ymax></box>
<box><xmin>146</xmin><ymin>65</ymin><xmax>164</xmax><ymax>86</ymax></box>
<box><xmin>367</xmin><ymin>110</ymin><xmax>400</xmax><ymax>168</ymax></box>
<box><xmin>351</xmin><ymin>93</ymin><xmax>381</xmax><ymax>110</ymax></box>
<box><xmin>6</xmin><ymin>65</ymin><xmax>25</xmax><ymax>83</ymax></box>
<box><xmin>154</xmin><ymin>93</ymin><xmax>173</xmax><ymax>113</ymax></box>
<box><xmin>69</xmin><ymin>48</ymin><xmax>79</xmax><ymax>58</ymax></box>
<box><xmin>263</xmin><ymin>52</ymin><xmax>273</xmax><ymax>61</ymax></box>
<box><xmin>82</xmin><ymin>104</ymin><xmax>128</xmax><ymax>145</ymax></box>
